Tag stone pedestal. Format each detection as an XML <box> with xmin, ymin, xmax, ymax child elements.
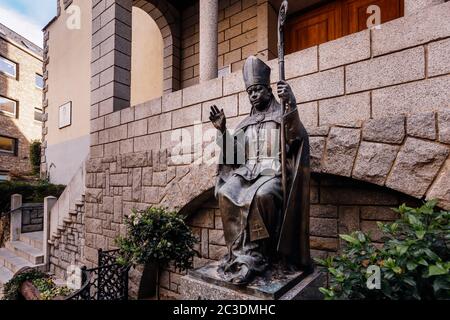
<box><xmin>180</xmin><ymin>262</ymin><xmax>325</xmax><ymax>300</ymax></box>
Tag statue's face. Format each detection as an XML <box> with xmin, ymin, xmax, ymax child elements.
<box><xmin>247</xmin><ymin>85</ymin><xmax>272</xmax><ymax>111</ymax></box>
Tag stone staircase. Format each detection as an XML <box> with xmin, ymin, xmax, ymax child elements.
<box><xmin>0</xmin><ymin>232</ymin><xmax>45</xmax><ymax>296</ymax></box>
<box><xmin>47</xmin><ymin>160</ymin><xmax>86</xmax><ymax>247</ymax></box>
<box><xmin>48</xmin><ymin>196</ymin><xmax>84</xmax><ymax>246</ymax></box>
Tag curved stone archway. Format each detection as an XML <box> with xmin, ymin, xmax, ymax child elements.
<box><xmin>133</xmin><ymin>0</ymin><xmax>181</xmax><ymax>93</ymax></box>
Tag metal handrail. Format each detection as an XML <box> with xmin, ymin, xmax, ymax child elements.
<box><xmin>1</xmin><ymin>203</ymin><xmax>44</xmax><ymax>218</ymax></box>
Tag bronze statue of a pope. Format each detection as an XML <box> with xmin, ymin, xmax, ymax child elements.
<box><xmin>209</xmin><ymin>55</ymin><xmax>312</xmax><ymax>285</ymax></box>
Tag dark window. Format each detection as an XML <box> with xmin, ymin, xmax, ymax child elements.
<box><xmin>0</xmin><ymin>96</ymin><xmax>17</xmax><ymax>117</ymax></box>
<box><xmin>34</xmin><ymin>108</ymin><xmax>43</xmax><ymax>122</ymax></box>
<box><xmin>0</xmin><ymin>56</ymin><xmax>17</xmax><ymax>78</ymax></box>
<box><xmin>0</xmin><ymin>171</ymin><xmax>9</xmax><ymax>181</ymax></box>
<box><xmin>0</xmin><ymin>136</ymin><xmax>17</xmax><ymax>155</ymax></box>
<box><xmin>35</xmin><ymin>74</ymin><xmax>44</xmax><ymax>89</ymax></box>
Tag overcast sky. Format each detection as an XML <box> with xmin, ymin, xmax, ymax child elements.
<box><xmin>0</xmin><ymin>0</ymin><xmax>56</xmax><ymax>48</ymax></box>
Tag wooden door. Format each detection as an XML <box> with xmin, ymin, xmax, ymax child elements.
<box><xmin>286</xmin><ymin>0</ymin><xmax>404</xmax><ymax>54</ymax></box>
<box><xmin>286</xmin><ymin>1</ymin><xmax>341</xmax><ymax>54</ymax></box>
<box><xmin>342</xmin><ymin>0</ymin><xmax>404</xmax><ymax>34</ymax></box>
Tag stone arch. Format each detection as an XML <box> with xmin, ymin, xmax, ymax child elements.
<box><xmin>170</xmin><ymin>170</ymin><xmax>423</xmax><ymax>274</ymax></box>
<box><xmin>132</xmin><ymin>0</ymin><xmax>181</xmax><ymax>94</ymax></box>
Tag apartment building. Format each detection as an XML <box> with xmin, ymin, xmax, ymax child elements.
<box><xmin>0</xmin><ymin>23</ymin><xmax>43</xmax><ymax>180</ymax></box>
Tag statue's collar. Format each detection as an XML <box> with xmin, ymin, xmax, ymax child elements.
<box><xmin>235</xmin><ymin>98</ymin><xmax>282</xmax><ymax>131</ymax></box>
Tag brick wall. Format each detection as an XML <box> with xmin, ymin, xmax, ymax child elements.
<box><xmin>180</xmin><ymin>0</ymin><xmax>259</xmax><ymax>88</ymax></box>
<box><xmin>0</xmin><ymin>36</ymin><xmax>43</xmax><ymax>175</ymax></box>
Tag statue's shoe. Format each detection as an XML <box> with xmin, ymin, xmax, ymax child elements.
<box><xmin>231</xmin><ymin>266</ymin><xmax>254</xmax><ymax>286</ymax></box>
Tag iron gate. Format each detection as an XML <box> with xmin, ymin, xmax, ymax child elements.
<box><xmin>66</xmin><ymin>249</ymin><xmax>130</xmax><ymax>300</ymax></box>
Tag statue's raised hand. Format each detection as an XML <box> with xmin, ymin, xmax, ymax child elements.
<box><xmin>209</xmin><ymin>105</ymin><xmax>226</xmax><ymax>133</ymax></box>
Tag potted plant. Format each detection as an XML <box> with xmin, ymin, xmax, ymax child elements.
<box><xmin>115</xmin><ymin>207</ymin><xmax>198</xmax><ymax>300</ymax></box>
<box><xmin>316</xmin><ymin>200</ymin><xmax>450</xmax><ymax>300</ymax></box>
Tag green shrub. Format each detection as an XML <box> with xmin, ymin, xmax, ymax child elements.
<box><xmin>29</xmin><ymin>141</ymin><xmax>41</xmax><ymax>175</ymax></box>
<box><xmin>2</xmin><ymin>269</ymin><xmax>73</xmax><ymax>300</ymax></box>
<box><xmin>316</xmin><ymin>200</ymin><xmax>450</xmax><ymax>300</ymax></box>
<box><xmin>32</xmin><ymin>277</ymin><xmax>73</xmax><ymax>300</ymax></box>
<box><xmin>2</xmin><ymin>269</ymin><xmax>47</xmax><ymax>300</ymax></box>
<box><xmin>0</xmin><ymin>180</ymin><xmax>65</xmax><ymax>213</ymax></box>
<box><xmin>116</xmin><ymin>207</ymin><xmax>198</xmax><ymax>272</ymax></box>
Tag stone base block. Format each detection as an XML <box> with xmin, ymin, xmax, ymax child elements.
<box><xmin>179</xmin><ymin>262</ymin><xmax>325</xmax><ymax>300</ymax></box>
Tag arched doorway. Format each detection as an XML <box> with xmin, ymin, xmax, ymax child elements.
<box><xmin>130</xmin><ymin>6</ymin><xmax>164</xmax><ymax>106</ymax></box>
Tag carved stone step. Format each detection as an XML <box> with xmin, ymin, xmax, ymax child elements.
<box><xmin>75</xmin><ymin>200</ymin><xmax>84</xmax><ymax>207</ymax></box>
<box><xmin>69</xmin><ymin>209</ymin><xmax>78</xmax><ymax>216</ymax></box>
<box><xmin>0</xmin><ymin>266</ymin><xmax>14</xmax><ymax>288</ymax></box>
<box><xmin>0</xmin><ymin>249</ymin><xmax>33</xmax><ymax>274</ymax></box>
<box><xmin>19</xmin><ymin>232</ymin><xmax>43</xmax><ymax>250</ymax></box>
<box><xmin>5</xmin><ymin>241</ymin><xmax>44</xmax><ymax>265</ymax></box>
<box><xmin>52</xmin><ymin>233</ymin><xmax>61</xmax><ymax>239</ymax></box>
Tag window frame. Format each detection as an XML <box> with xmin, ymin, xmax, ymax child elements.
<box><xmin>0</xmin><ymin>135</ymin><xmax>18</xmax><ymax>156</ymax></box>
<box><xmin>35</xmin><ymin>73</ymin><xmax>44</xmax><ymax>90</ymax></box>
<box><xmin>0</xmin><ymin>95</ymin><xmax>18</xmax><ymax>118</ymax></box>
<box><xmin>0</xmin><ymin>55</ymin><xmax>17</xmax><ymax>79</ymax></box>
<box><xmin>0</xmin><ymin>171</ymin><xmax>10</xmax><ymax>181</ymax></box>
<box><xmin>34</xmin><ymin>107</ymin><xmax>43</xmax><ymax>122</ymax></box>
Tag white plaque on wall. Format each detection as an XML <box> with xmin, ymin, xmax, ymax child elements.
<box><xmin>59</xmin><ymin>102</ymin><xmax>72</xmax><ymax>129</ymax></box>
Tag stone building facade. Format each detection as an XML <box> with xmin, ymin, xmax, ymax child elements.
<box><xmin>0</xmin><ymin>23</ymin><xmax>43</xmax><ymax>178</ymax></box>
<box><xmin>44</xmin><ymin>0</ymin><xmax>450</xmax><ymax>299</ymax></box>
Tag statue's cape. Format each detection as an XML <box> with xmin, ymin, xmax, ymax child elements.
<box><xmin>276</xmin><ymin>107</ymin><xmax>312</xmax><ymax>269</ymax></box>
<box><xmin>217</xmin><ymin>98</ymin><xmax>312</xmax><ymax>269</ymax></box>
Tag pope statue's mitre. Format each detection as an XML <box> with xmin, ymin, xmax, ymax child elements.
<box><xmin>242</xmin><ymin>56</ymin><xmax>271</xmax><ymax>90</ymax></box>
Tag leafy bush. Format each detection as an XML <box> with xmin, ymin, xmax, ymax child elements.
<box><xmin>0</xmin><ymin>180</ymin><xmax>65</xmax><ymax>213</ymax></box>
<box><xmin>29</xmin><ymin>141</ymin><xmax>41</xmax><ymax>175</ymax></box>
<box><xmin>2</xmin><ymin>269</ymin><xmax>47</xmax><ymax>300</ymax></box>
<box><xmin>2</xmin><ymin>269</ymin><xmax>73</xmax><ymax>300</ymax></box>
<box><xmin>116</xmin><ymin>207</ymin><xmax>198</xmax><ymax>272</ymax></box>
<box><xmin>316</xmin><ymin>201</ymin><xmax>450</xmax><ymax>300</ymax></box>
<box><xmin>32</xmin><ymin>277</ymin><xmax>73</xmax><ymax>300</ymax></box>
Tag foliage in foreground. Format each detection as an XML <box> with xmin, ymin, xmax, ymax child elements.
<box><xmin>2</xmin><ymin>269</ymin><xmax>46</xmax><ymax>300</ymax></box>
<box><xmin>316</xmin><ymin>201</ymin><xmax>450</xmax><ymax>300</ymax></box>
<box><xmin>2</xmin><ymin>269</ymin><xmax>72</xmax><ymax>300</ymax></box>
<box><xmin>0</xmin><ymin>180</ymin><xmax>65</xmax><ymax>213</ymax></box>
<box><xmin>116</xmin><ymin>207</ymin><xmax>198</xmax><ymax>272</ymax></box>
<box><xmin>32</xmin><ymin>277</ymin><xmax>73</xmax><ymax>300</ymax></box>
<box><xmin>29</xmin><ymin>141</ymin><xmax>41</xmax><ymax>175</ymax></box>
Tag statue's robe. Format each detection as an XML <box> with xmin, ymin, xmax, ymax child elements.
<box><xmin>215</xmin><ymin>96</ymin><xmax>311</xmax><ymax>278</ymax></box>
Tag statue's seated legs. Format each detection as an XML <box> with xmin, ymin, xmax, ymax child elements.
<box><xmin>249</xmin><ymin>177</ymin><xmax>283</xmax><ymax>258</ymax></box>
<box><xmin>216</xmin><ymin>175</ymin><xmax>283</xmax><ymax>285</ymax></box>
